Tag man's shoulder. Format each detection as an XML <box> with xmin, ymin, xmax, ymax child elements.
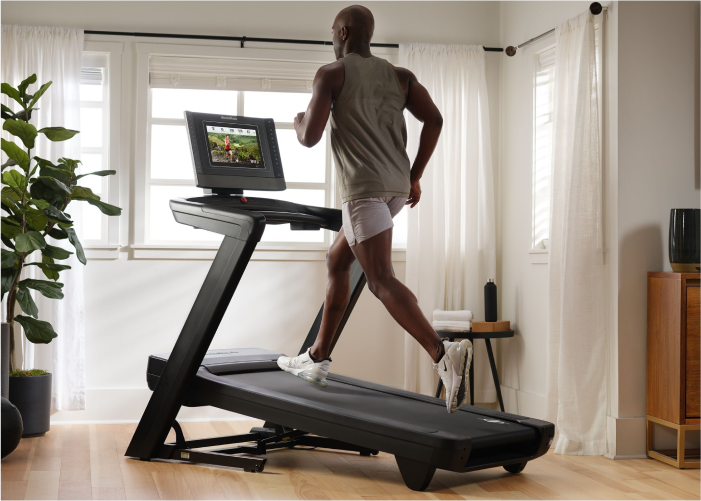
<box><xmin>389</xmin><ymin>64</ymin><xmax>415</xmax><ymax>83</ymax></box>
<box><xmin>317</xmin><ymin>60</ymin><xmax>345</xmax><ymax>78</ymax></box>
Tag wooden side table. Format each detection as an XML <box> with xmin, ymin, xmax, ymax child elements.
<box><xmin>646</xmin><ymin>271</ymin><xmax>700</xmax><ymax>469</ymax></box>
<box><xmin>434</xmin><ymin>330</ymin><xmax>514</xmax><ymax>412</ymax></box>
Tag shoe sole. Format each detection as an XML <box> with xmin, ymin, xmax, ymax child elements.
<box><xmin>277</xmin><ymin>360</ymin><xmax>328</xmax><ymax>388</ymax></box>
<box><xmin>455</xmin><ymin>341</ymin><xmax>473</xmax><ymax>409</ymax></box>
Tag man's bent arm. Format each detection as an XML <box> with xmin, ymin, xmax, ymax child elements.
<box><xmin>294</xmin><ymin>66</ymin><xmax>336</xmax><ymax>148</ymax></box>
<box><xmin>405</xmin><ymin>73</ymin><xmax>443</xmax><ymax>181</ymax></box>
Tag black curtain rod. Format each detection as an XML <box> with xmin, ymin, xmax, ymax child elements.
<box><xmin>84</xmin><ymin>30</ymin><xmax>504</xmax><ymax>52</ymax></box>
<box><xmin>505</xmin><ymin>2</ymin><xmax>605</xmax><ymax>56</ymax></box>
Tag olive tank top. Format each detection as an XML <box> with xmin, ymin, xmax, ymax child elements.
<box><xmin>330</xmin><ymin>54</ymin><xmax>411</xmax><ymax>203</ymax></box>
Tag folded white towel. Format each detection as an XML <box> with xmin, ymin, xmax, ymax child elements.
<box><xmin>432</xmin><ymin>309</ymin><xmax>473</xmax><ymax>323</ymax></box>
<box><xmin>432</xmin><ymin>320</ymin><xmax>471</xmax><ymax>332</ymax></box>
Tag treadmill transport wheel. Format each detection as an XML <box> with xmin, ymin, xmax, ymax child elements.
<box><xmin>503</xmin><ymin>462</ymin><xmax>528</xmax><ymax>474</ymax></box>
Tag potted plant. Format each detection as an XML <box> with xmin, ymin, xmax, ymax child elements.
<box><xmin>1</xmin><ymin>74</ymin><xmax>121</xmax><ymax>437</ymax></box>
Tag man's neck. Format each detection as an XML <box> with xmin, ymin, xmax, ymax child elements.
<box><xmin>344</xmin><ymin>43</ymin><xmax>372</xmax><ymax>58</ymax></box>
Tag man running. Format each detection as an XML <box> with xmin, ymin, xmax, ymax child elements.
<box><xmin>224</xmin><ymin>135</ymin><xmax>233</xmax><ymax>161</ymax></box>
<box><xmin>277</xmin><ymin>5</ymin><xmax>472</xmax><ymax>413</ymax></box>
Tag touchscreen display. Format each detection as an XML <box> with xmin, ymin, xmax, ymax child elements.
<box><xmin>205</xmin><ymin>123</ymin><xmax>264</xmax><ymax>168</ymax></box>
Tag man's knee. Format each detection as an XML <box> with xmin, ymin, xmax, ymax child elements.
<box><xmin>326</xmin><ymin>249</ymin><xmax>352</xmax><ymax>275</ymax></box>
<box><xmin>366</xmin><ymin>274</ymin><xmax>393</xmax><ymax>298</ymax></box>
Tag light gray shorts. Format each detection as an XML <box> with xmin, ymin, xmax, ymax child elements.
<box><xmin>341</xmin><ymin>196</ymin><xmax>407</xmax><ymax>246</ymax></box>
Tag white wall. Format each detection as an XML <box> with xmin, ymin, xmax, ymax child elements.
<box><xmin>1</xmin><ymin>1</ymin><xmax>502</xmax><ymax>422</ymax></box>
<box><xmin>497</xmin><ymin>1</ymin><xmax>615</xmax><ymax>420</ymax></box>
<box><xmin>616</xmin><ymin>1</ymin><xmax>700</xmax><ymax>453</ymax></box>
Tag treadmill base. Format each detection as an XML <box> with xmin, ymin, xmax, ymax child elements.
<box><xmin>147</xmin><ymin>420</ymin><xmax>379</xmax><ymax>473</ymax></box>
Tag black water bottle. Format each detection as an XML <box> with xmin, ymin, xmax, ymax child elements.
<box><xmin>484</xmin><ymin>279</ymin><xmax>497</xmax><ymax>322</ymax></box>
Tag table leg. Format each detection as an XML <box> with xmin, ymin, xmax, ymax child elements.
<box><xmin>469</xmin><ymin>338</ymin><xmax>474</xmax><ymax>406</ymax></box>
<box><xmin>484</xmin><ymin>338</ymin><xmax>505</xmax><ymax>412</ymax></box>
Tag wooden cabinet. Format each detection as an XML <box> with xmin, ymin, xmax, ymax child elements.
<box><xmin>646</xmin><ymin>272</ymin><xmax>700</xmax><ymax>468</ymax></box>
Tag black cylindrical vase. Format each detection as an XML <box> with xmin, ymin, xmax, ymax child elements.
<box><xmin>9</xmin><ymin>373</ymin><xmax>51</xmax><ymax>437</ymax></box>
<box><xmin>669</xmin><ymin>209</ymin><xmax>700</xmax><ymax>272</ymax></box>
<box><xmin>485</xmin><ymin>279</ymin><xmax>497</xmax><ymax>322</ymax></box>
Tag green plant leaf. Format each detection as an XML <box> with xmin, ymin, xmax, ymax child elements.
<box><xmin>1</xmin><ymin>138</ymin><xmax>30</xmax><ymax>171</ymax></box>
<box><xmin>27</xmin><ymin>81</ymin><xmax>52</xmax><ymax>109</ymax></box>
<box><xmin>39</xmin><ymin>255</ymin><xmax>59</xmax><ymax>280</ymax></box>
<box><xmin>38</xmin><ymin>164</ymin><xmax>72</xmax><ymax>186</ymax></box>
<box><xmin>71</xmin><ymin>186</ymin><xmax>100</xmax><ymax>200</ymax></box>
<box><xmin>1</xmin><ymin>248</ymin><xmax>18</xmax><ymax>268</ymax></box>
<box><xmin>29</xmin><ymin>181</ymin><xmax>63</xmax><ymax>206</ymax></box>
<box><xmin>1</xmin><ymin>104</ymin><xmax>15</xmax><ymax>120</ymax></box>
<box><xmin>38</xmin><ymin>127</ymin><xmax>79</xmax><ymax>142</ymax></box>
<box><xmin>41</xmin><ymin>244</ymin><xmax>72</xmax><ymax>260</ymax></box>
<box><xmin>85</xmin><ymin>198</ymin><xmax>122</xmax><ymax>216</ymax></box>
<box><xmin>43</xmin><ymin>206</ymin><xmax>72</xmax><ymax>224</ymax></box>
<box><xmin>76</xmin><ymin>169</ymin><xmax>116</xmax><ymax>179</ymax></box>
<box><xmin>19</xmin><ymin>278</ymin><xmax>64</xmax><ymax>299</ymax></box>
<box><xmin>1</xmin><ymin>83</ymin><xmax>23</xmax><ymax>107</ymax></box>
<box><xmin>1</xmin><ymin>158</ymin><xmax>18</xmax><ymax>171</ymax></box>
<box><xmin>14</xmin><ymin>315</ymin><xmax>58</xmax><ymax>344</ymax></box>
<box><xmin>15</xmin><ymin>231</ymin><xmax>47</xmax><ymax>253</ymax></box>
<box><xmin>63</xmin><ymin>227</ymin><xmax>86</xmax><ymax>265</ymax></box>
<box><xmin>29</xmin><ymin>198</ymin><xmax>50</xmax><ymax>209</ymax></box>
<box><xmin>1</xmin><ymin>221</ymin><xmax>22</xmax><ymax>240</ymax></box>
<box><xmin>34</xmin><ymin>176</ymin><xmax>71</xmax><ymax>195</ymax></box>
<box><xmin>0</xmin><ymin>268</ymin><xmax>17</xmax><ymax>294</ymax></box>
<box><xmin>48</xmin><ymin>226</ymin><xmax>68</xmax><ymax>240</ymax></box>
<box><xmin>16</xmin><ymin>287</ymin><xmax>38</xmax><ymax>318</ymax></box>
<box><xmin>25</xmin><ymin>261</ymin><xmax>71</xmax><ymax>272</ymax></box>
<box><xmin>1</xmin><ymin>235</ymin><xmax>15</xmax><ymax>250</ymax></box>
<box><xmin>17</xmin><ymin>74</ymin><xmax>37</xmax><ymax>99</ymax></box>
<box><xmin>1</xmin><ymin>169</ymin><xmax>26</xmax><ymax>191</ymax></box>
<box><xmin>3</xmin><ymin>118</ymin><xmax>37</xmax><ymax>149</ymax></box>
<box><xmin>25</xmin><ymin>207</ymin><xmax>48</xmax><ymax>233</ymax></box>
<box><xmin>57</xmin><ymin>158</ymin><xmax>81</xmax><ymax>170</ymax></box>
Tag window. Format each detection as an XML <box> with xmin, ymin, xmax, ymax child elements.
<box><xmin>531</xmin><ymin>25</ymin><xmax>602</xmax><ymax>250</ymax></box>
<box><xmin>145</xmin><ymin>86</ymin><xmax>332</xmax><ymax>246</ymax></box>
<box><xmin>80</xmin><ymin>54</ymin><xmax>110</xmax><ymax>244</ymax></box>
<box><xmin>532</xmin><ymin>47</ymin><xmax>555</xmax><ymax>249</ymax></box>
<box><xmin>134</xmin><ymin>47</ymin><xmax>406</xmax><ymax>255</ymax></box>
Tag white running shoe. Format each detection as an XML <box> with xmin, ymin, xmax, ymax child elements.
<box><xmin>434</xmin><ymin>340</ymin><xmax>473</xmax><ymax>413</ymax></box>
<box><xmin>277</xmin><ymin>349</ymin><xmax>330</xmax><ymax>387</ymax></box>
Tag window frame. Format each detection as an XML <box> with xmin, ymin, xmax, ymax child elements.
<box><xmin>144</xmin><ymin>89</ymin><xmax>334</xmax><ymax>248</ymax></box>
<box><xmin>82</xmin><ymin>41</ymin><xmax>124</xmax><ymax>259</ymax></box>
<box><xmin>529</xmin><ymin>21</ymin><xmax>604</xmax><ymax>264</ymax></box>
<box><xmin>132</xmin><ymin>42</ymin><xmax>403</xmax><ymax>259</ymax></box>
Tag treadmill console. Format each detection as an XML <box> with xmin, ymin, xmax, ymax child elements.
<box><xmin>184</xmin><ymin>111</ymin><xmax>285</xmax><ymax>193</ymax></box>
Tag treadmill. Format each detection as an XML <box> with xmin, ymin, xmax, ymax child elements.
<box><xmin>125</xmin><ymin>111</ymin><xmax>554</xmax><ymax>491</ymax></box>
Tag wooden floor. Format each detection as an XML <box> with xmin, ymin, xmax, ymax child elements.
<box><xmin>2</xmin><ymin>420</ymin><xmax>699</xmax><ymax>500</ymax></box>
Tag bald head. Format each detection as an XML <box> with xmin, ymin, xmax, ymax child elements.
<box><xmin>332</xmin><ymin>5</ymin><xmax>375</xmax><ymax>59</ymax></box>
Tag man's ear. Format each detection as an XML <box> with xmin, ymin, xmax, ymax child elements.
<box><xmin>340</xmin><ymin>26</ymin><xmax>348</xmax><ymax>41</ymax></box>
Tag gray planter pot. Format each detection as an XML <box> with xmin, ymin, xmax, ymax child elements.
<box><xmin>9</xmin><ymin>373</ymin><xmax>51</xmax><ymax>437</ymax></box>
<box><xmin>1</xmin><ymin>323</ymin><xmax>8</xmax><ymax>399</ymax></box>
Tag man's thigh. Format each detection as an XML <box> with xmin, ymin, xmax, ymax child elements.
<box><xmin>349</xmin><ymin>227</ymin><xmax>394</xmax><ymax>281</ymax></box>
<box><xmin>327</xmin><ymin>228</ymin><xmax>356</xmax><ymax>272</ymax></box>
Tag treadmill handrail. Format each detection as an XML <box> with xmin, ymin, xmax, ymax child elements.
<box><xmin>171</xmin><ymin>196</ymin><xmax>342</xmax><ymax>232</ymax></box>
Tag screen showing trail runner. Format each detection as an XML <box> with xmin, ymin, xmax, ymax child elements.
<box><xmin>205</xmin><ymin>123</ymin><xmax>264</xmax><ymax>168</ymax></box>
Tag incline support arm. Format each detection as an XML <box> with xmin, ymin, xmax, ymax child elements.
<box><xmin>126</xmin><ymin>212</ymin><xmax>264</xmax><ymax>460</ymax></box>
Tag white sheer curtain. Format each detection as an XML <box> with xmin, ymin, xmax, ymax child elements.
<box><xmin>546</xmin><ymin>12</ymin><xmax>607</xmax><ymax>455</ymax></box>
<box><xmin>1</xmin><ymin>25</ymin><xmax>86</xmax><ymax>411</ymax></box>
<box><xmin>399</xmin><ymin>44</ymin><xmax>496</xmax><ymax>397</ymax></box>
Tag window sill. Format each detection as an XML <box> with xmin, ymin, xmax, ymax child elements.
<box><xmin>85</xmin><ymin>245</ymin><xmax>121</xmax><ymax>260</ymax></box>
<box><xmin>529</xmin><ymin>249</ymin><xmax>549</xmax><ymax>265</ymax></box>
<box><xmin>128</xmin><ymin>244</ymin><xmax>407</xmax><ymax>262</ymax></box>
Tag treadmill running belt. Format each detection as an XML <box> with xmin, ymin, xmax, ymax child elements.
<box><xmin>207</xmin><ymin>370</ymin><xmax>536</xmax><ymax>449</ymax></box>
